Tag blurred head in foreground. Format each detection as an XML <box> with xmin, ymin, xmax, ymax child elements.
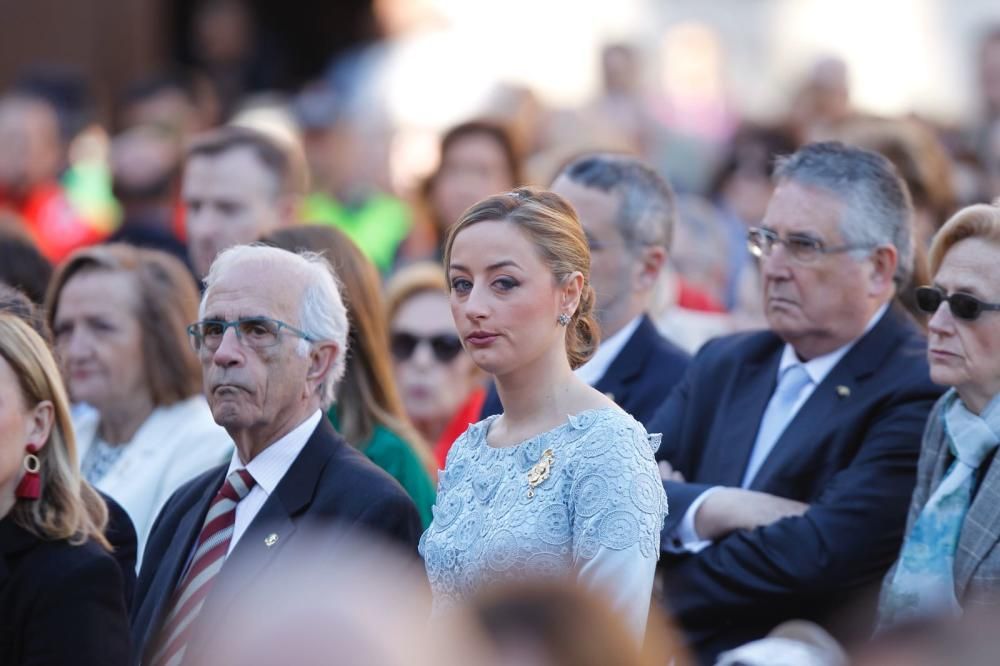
<box><xmin>197</xmin><ymin>528</ymin><xmax>481</xmax><ymax>666</ymax></box>
<box><xmin>465</xmin><ymin>579</ymin><xmax>688</xmax><ymax>666</ymax></box>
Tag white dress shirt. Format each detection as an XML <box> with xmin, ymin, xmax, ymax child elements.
<box><xmin>672</xmin><ymin>303</ymin><xmax>890</xmax><ymax>552</ymax></box>
<box><xmin>575</xmin><ymin>315</ymin><xmax>642</xmax><ymax>386</ymax></box>
<box><xmin>225</xmin><ymin>410</ymin><xmax>322</xmax><ymax>555</ymax></box>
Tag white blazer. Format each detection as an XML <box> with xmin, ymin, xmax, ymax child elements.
<box><xmin>74</xmin><ymin>395</ymin><xmax>233</xmax><ymax>566</ymax></box>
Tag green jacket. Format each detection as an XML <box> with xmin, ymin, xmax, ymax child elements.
<box><xmin>327</xmin><ymin>406</ymin><xmax>435</xmax><ymax>529</ymax></box>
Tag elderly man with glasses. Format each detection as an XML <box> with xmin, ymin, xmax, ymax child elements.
<box><xmin>130</xmin><ymin>244</ymin><xmax>421</xmax><ymax>666</ymax></box>
<box><xmin>648</xmin><ymin>142</ymin><xmax>944</xmax><ymax>663</ymax></box>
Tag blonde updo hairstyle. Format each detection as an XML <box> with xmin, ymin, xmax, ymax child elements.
<box><xmin>443</xmin><ymin>187</ymin><xmax>600</xmax><ymax>369</ymax></box>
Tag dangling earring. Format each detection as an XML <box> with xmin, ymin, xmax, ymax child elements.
<box><xmin>557</xmin><ymin>313</ymin><xmax>571</xmax><ymax>326</ymax></box>
<box><xmin>15</xmin><ymin>445</ymin><xmax>41</xmax><ymax>500</ymax></box>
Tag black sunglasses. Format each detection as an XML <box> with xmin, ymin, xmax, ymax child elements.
<box><xmin>390</xmin><ymin>331</ymin><xmax>464</xmax><ymax>363</ymax></box>
<box><xmin>915</xmin><ymin>286</ymin><xmax>1000</xmax><ymax>321</ymax></box>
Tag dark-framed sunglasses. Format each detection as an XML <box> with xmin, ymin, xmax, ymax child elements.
<box><xmin>915</xmin><ymin>286</ymin><xmax>1000</xmax><ymax>321</ymax></box>
<box><xmin>390</xmin><ymin>331</ymin><xmax>464</xmax><ymax>363</ymax></box>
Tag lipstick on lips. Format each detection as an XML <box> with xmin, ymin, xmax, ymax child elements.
<box><xmin>465</xmin><ymin>331</ymin><xmax>498</xmax><ymax>347</ymax></box>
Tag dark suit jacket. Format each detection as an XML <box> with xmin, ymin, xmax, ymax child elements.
<box><xmin>0</xmin><ymin>516</ymin><xmax>130</xmax><ymax>666</ymax></box>
<box><xmin>102</xmin><ymin>491</ymin><xmax>138</xmax><ymax>607</ymax></box>
<box><xmin>480</xmin><ymin>314</ymin><xmax>691</xmax><ymax>427</ymax></box>
<box><xmin>131</xmin><ymin>417</ymin><xmax>422</xmax><ymax>665</ymax></box>
<box><xmin>648</xmin><ymin>306</ymin><xmax>943</xmax><ymax>663</ymax></box>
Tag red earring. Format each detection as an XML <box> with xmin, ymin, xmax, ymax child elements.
<box><xmin>15</xmin><ymin>444</ymin><xmax>41</xmax><ymax>500</ymax></box>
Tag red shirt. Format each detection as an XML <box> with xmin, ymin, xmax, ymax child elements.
<box><xmin>434</xmin><ymin>387</ymin><xmax>487</xmax><ymax>468</ymax></box>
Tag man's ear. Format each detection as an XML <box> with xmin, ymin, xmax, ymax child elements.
<box><xmin>868</xmin><ymin>245</ymin><xmax>898</xmax><ymax>297</ymax></box>
<box><xmin>278</xmin><ymin>194</ymin><xmax>301</xmax><ymax>227</ymax></box>
<box><xmin>306</xmin><ymin>342</ymin><xmax>339</xmax><ymax>392</ymax></box>
<box><xmin>635</xmin><ymin>245</ymin><xmax>667</xmax><ymax>291</ymax></box>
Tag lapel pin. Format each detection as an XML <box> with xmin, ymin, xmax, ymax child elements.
<box><xmin>836</xmin><ymin>385</ymin><xmax>851</xmax><ymax>399</ymax></box>
<box><xmin>264</xmin><ymin>533</ymin><xmax>279</xmax><ymax>547</ymax></box>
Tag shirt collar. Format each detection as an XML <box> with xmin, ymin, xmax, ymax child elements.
<box><xmin>226</xmin><ymin>410</ymin><xmax>322</xmax><ymax>496</ymax></box>
<box><xmin>575</xmin><ymin>315</ymin><xmax>643</xmax><ymax>386</ymax></box>
<box><xmin>779</xmin><ymin>302</ymin><xmax>889</xmax><ymax>385</ymax></box>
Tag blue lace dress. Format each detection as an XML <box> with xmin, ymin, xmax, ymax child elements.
<box><xmin>419</xmin><ymin>407</ymin><xmax>668</xmax><ymax>636</ymax></box>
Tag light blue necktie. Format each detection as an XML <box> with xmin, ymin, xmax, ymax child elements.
<box><xmin>742</xmin><ymin>364</ymin><xmax>812</xmax><ymax>487</ymax></box>
<box><xmin>879</xmin><ymin>390</ymin><xmax>1000</xmax><ymax>629</ymax></box>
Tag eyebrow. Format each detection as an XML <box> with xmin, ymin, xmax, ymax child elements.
<box><xmin>449</xmin><ymin>260</ymin><xmax>523</xmax><ymax>273</ymax></box>
<box><xmin>933</xmin><ymin>281</ymin><xmax>987</xmax><ymax>298</ymax></box>
<box><xmin>201</xmin><ymin>313</ymin><xmax>269</xmax><ymax>321</ymax></box>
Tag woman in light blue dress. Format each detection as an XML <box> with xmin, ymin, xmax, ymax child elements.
<box><xmin>419</xmin><ymin>188</ymin><xmax>667</xmax><ymax>638</ymax></box>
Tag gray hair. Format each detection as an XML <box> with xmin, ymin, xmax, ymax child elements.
<box><xmin>773</xmin><ymin>141</ymin><xmax>915</xmax><ymax>287</ymax></box>
<box><xmin>201</xmin><ymin>244</ymin><xmax>349</xmax><ymax>407</ymax></box>
<box><xmin>558</xmin><ymin>153</ymin><xmax>676</xmax><ymax>252</ymax></box>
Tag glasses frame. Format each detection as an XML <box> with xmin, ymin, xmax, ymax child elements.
<box><xmin>747</xmin><ymin>227</ymin><xmax>877</xmax><ymax>264</ymax></box>
<box><xmin>187</xmin><ymin>317</ymin><xmax>316</xmax><ymax>352</ymax></box>
<box><xmin>915</xmin><ymin>285</ymin><xmax>1000</xmax><ymax>321</ymax></box>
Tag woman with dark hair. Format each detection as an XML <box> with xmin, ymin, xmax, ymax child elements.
<box><xmin>262</xmin><ymin>225</ymin><xmax>436</xmax><ymax>527</ymax></box>
<box><xmin>0</xmin><ymin>314</ymin><xmax>129</xmax><ymax>665</ymax></box>
<box><xmin>420</xmin><ymin>188</ymin><xmax>667</xmax><ymax>638</ymax></box>
<box><xmin>399</xmin><ymin>121</ymin><xmax>522</xmax><ymax>265</ymax></box>
<box><xmin>46</xmin><ymin>244</ymin><xmax>231</xmax><ymax>560</ymax></box>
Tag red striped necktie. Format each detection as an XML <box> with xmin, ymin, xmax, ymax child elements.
<box><xmin>149</xmin><ymin>468</ymin><xmax>256</xmax><ymax>666</ymax></box>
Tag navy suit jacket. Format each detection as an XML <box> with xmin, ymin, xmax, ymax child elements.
<box><xmin>649</xmin><ymin>306</ymin><xmax>943</xmax><ymax>663</ymax></box>
<box><xmin>130</xmin><ymin>417</ymin><xmax>422</xmax><ymax>665</ymax></box>
<box><xmin>480</xmin><ymin>314</ymin><xmax>691</xmax><ymax>427</ymax></box>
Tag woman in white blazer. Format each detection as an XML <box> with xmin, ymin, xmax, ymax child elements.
<box><xmin>47</xmin><ymin>244</ymin><xmax>232</xmax><ymax>562</ymax></box>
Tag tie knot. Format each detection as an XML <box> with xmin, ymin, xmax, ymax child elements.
<box><xmin>218</xmin><ymin>468</ymin><xmax>256</xmax><ymax>502</ymax></box>
<box><xmin>777</xmin><ymin>364</ymin><xmax>811</xmax><ymax>396</ymax></box>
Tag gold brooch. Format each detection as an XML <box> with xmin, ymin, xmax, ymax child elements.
<box><xmin>527</xmin><ymin>448</ymin><xmax>555</xmax><ymax>499</ymax></box>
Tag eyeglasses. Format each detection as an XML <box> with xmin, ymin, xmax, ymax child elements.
<box><xmin>390</xmin><ymin>331</ymin><xmax>464</xmax><ymax>363</ymax></box>
<box><xmin>747</xmin><ymin>227</ymin><xmax>876</xmax><ymax>264</ymax></box>
<box><xmin>915</xmin><ymin>286</ymin><xmax>1000</xmax><ymax>321</ymax></box>
<box><xmin>187</xmin><ymin>317</ymin><xmax>316</xmax><ymax>352</ymax></box>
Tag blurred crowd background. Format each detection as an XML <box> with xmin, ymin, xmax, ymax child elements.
<box><xmin>5</xmin><ymin>1</ymin><xmax>1000</xmax><ymax>665</ymax></box>
<box><xmin>3</xmin><ymin>0</ymin><xmax>1000</xmax><ymax>333</ymax></box>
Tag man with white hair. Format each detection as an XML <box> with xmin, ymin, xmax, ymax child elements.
<box><xmin>131</xmin><ymin>245</ymin><xmax>421</xmax><ymax>666</ymax></box>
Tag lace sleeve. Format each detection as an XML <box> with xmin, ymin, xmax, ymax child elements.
<box><xmin>569</xmin><ymin>414</ymin><xmax>668</xmax><ymax>562</ymax></box>
<box><xmin>567</xmin><ymin>412</ymin><xmax>668</xmax><ymax>637</ymax></box>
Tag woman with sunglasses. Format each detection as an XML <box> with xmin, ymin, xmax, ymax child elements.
<box><xmin>261</xmin><ymin>226</ymin><xmax>437</xmax><ymax>528</ymax></box>
<box><xmin>386</xmin><ymin>263</ymin><xmax>486</xmax><ymax>468</ymax></box>
<box><xmin>879</xmin><ymin>203</ymin><xmax>1000</xmax><ymax>628</ymax></box>
<box><xmin>419</xmin><ymin>189</ymin><xmax>666</xmax><ymax>639</ymax></box>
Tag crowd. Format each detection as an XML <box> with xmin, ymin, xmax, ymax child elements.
<box><xmin>2</xmin><ymin>14</ymin><xmax>1000</xmax><ymax>666</ymax></box>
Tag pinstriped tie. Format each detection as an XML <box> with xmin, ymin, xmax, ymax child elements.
<box><xmin>149</xmin><ymin>468</ymin><xmax>255</xmax><ymax>666</ymax></box>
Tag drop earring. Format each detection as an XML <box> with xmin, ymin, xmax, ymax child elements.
<box><xmin>15</xmin><ymin>444</ymin><xmax>41</xmax><ymax>500</ymax></box>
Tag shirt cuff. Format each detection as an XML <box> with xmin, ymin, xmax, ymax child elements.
<box><xmin>664</xmin><ymin>486</ymin><xmax>721</xmax><ymax>554</ymax></box>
